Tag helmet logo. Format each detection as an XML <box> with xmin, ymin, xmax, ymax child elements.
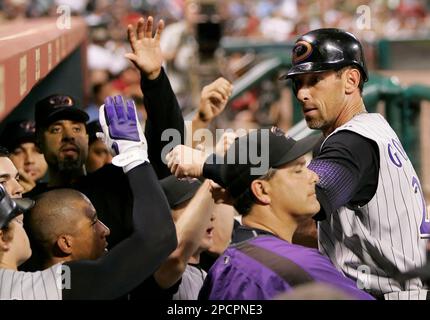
<box><xmin>292</xmin><ymin>41</ymin><xmax>313</xmax><ymax>64</ymax></box>
<box><xmin>19</xmin><ymin>121</ymin><xmax>36</xmax><ymax>133</ymax></box>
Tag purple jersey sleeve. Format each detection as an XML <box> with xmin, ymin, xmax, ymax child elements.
<box><xmin>308</xmin><ymin>158</ymin><xmax>359</xmax><ymax>217</ymax></box>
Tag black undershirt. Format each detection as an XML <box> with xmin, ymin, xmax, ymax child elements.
<box><xmin>24</xmin><ymin>67</ymin><xmax>186</xmax><ymax>252</ymax></box>
<box><xmin>312</xmin><ymin>130</ymin><xmax>380</xmax><ymax>219</ymax></box>
<box><xmin>202</xmin><ymin>130</ymin><xmax>380</xmax><ymax>220</ymax></box>
<box><xmin>62</xmin><ymin>163</ymin><xmax>177</xmax><ymax>300</ymax></box>
<box><xmin>141</xmin><ymin>68</ymin><xmax>185</xmax><ymax>179</ymax></box>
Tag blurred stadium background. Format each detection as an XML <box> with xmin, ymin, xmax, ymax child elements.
<box><xmin>1</xmin><ymin>0</ymin><xmax>430</xmax><ymax>202</ymax></box>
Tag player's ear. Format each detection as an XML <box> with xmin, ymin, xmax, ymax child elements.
<box><xmin>344</xmin><ymin>68</ymin><xmax>360</xmax><ymax>94</ymax></box>
<box><xmin>56</xmin><ymin>234</ymin><xmax>73</xmax><ymax>255</ymax></box>
<box><xmin>0</xmin><ymin>228</ymin><xmax>13</xmax><ymax>251</ymax></box>
<box><xmin>250</xmin><ymin>180</ymin><xmax>271</xmax><ymax>205</ymax></box>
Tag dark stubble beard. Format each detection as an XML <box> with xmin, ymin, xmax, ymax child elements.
<box><xmin>306</xmin><ymin>118</ymin><xmax>326</xmax><ymax>130</ymax></box>
<box><xmin>58</xmin><ymin>157</ymin><xmax>83</xmax><ymax>171</ymax></box>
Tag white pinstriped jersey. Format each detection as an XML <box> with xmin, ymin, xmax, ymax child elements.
<box><xmin>0</xmin><ymin>264</ymin><xmax>62</xmax><ymax>300</ymax></box>
<box><xmin>318</xmin><ymin>113</ymin><xmax>429</xmax><ymax>300</ymax></box>
<box><xmin>173</xmin><ymin>264</ymin><xmax>206</xmax><ymax>300</ymax></box>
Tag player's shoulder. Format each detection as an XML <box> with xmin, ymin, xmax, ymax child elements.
<box><xmin>0</xmin><ymin>265</ymin><xmax>62</xmax><ymax>300</ymax></box>
<box><xmin>237</xmin><ymin>236</ymin><xmax>324</xmax><ymax>266</ymax></box>
<box><xmin>321</xmin><ymin>130</ymin><xmax>379</xmax><ymax>159</ymax></box>
<box><xmin>85</xmin><ymin>163</ymin><xmax>126</xmax><ymax>184</ymax></box>
<box><xmin>325</xmin><ymin>130</ymin><xmax>374</xmax><ymax>148</ymax></box>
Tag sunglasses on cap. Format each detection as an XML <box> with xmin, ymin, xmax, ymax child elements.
<box><xmin>47</xmin><ymin>95</ymin><xmax>74</xmax><ymax>107</ymax></box>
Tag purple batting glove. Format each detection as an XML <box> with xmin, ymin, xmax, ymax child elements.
<box><xmin>104</xmin><ymin>95</ymin><xmax>140</xmax><ymax>142</ymax></box>
<box><xmin>99</xmin><ymin>95</ymin><xmax>148</xmax><ymax>172</ymax></box>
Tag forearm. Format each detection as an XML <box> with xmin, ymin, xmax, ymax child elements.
<box><xmin>127</xmin><ymin>164</ymin><xmax>177</xmax><ymax>263</ymax></box>
<box><xmin>308</xmin><ymin>159</ymin><xmax>358</xmax><ymax>218</ymax></box>
<box><xmin>174</xmin><ymin>180</ymin><xmax>214</xmax><ymax>258</ymax></box>
<box><xmin>202</xmin><ymin>154</ymin><xmax>225</xmax><ymax>187</ymax></box>
<box><xmin>190</xmin><ymin>113</ymin><xmax>211</xmax><ymax>148</ymax></box>
<box><xmin>62</xmin><ymin>163</ymin><xmax>177</xmax><ymax>300</ymax></box>
<box><xmin>154</xmin><ymin>180</ymin><xmax>215</xmax><ymax>289</ymax></box>
<box><xmin>142</xmin><ymin>68</ymin><xmax>185</xmax><ymax>178</ymax></box>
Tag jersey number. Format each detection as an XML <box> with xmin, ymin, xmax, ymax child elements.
<box><xmin>412</xmin><ymin>176</ymin><xmax>430</xmax><ymax>238</ymax></box>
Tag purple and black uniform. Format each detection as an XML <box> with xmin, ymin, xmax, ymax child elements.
<box><xmin>310</xmin><ymin>113</ymin><xmax>429</xmax><ymax>300</ymax></box>
<box><xmin>199</xmin><ymin>232</ymin><xmax>374</xmax><ymax>300</ymax></box>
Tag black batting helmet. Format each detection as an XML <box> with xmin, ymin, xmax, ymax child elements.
<box><xmin>0</xmin><ymin>184</ymin><xmax>34</xmax><ymax>229</ymax></box>
<box><xmin>280</xmin><ymin>28</ymin><xmax>368</xmax><ymax>82</ymax></box>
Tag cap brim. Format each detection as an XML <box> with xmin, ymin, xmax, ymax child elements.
<box><xmin>272</xmin><ymin>134</ymin><xmax>322</xmax><ymax>167</ymax></box>
<box><xmin>14</xmin><ymin>198</ymin><xmax>35</xmax><ymax>212</ymax></box>
<box><xmin>160</xmin><ymin>176</ymin><xmax>202</xmax><ymax>209</ymax></box>
<box><xmin>173</xmin><ymin>186</ymin><xmax>201</xmax><ymax>208</ymax></box>
<box><xmin>0</xmin><ymin>136</ymin><xmax>36</xmax><ymax>152</ymax></box>
<box><xmin>2</xmin><ymin>197</ymin><xmax>35</xmax><ymax>228</ymax></box>
<box><xmin>279</xmin><ymin>62</ymin><xmax>368</xmax><ymax>82</ymax></box>
<box><xmin>40</xmin><ymin>108</ymin><xmax>89</xmax><ymax>127</ymax></box>
<box><xmin>279</xmin><ymin>63</ymin><xmax>332</xmax><ymax>80</ymax></box>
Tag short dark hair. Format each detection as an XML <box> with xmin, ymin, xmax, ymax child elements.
<box><xmin>0</xmin><ymin>146</ymin><xmax>9</xmax><ymax>157</ymax></box>
<box><xmin>233</xmin><ymin>168</ymin><xmax>278</xmax><ymax>216</ymax></box>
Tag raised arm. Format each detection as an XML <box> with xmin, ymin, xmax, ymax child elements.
<box><xmin>190</xmin><ymin>78</ymin><xmax>233</xmax><ymax>148</ymax></box>
<box><xmin>126</xmin><ymin>16</ymin><xmax>185</xmax><ymax>178</ymax></box>
<box><xmin>62</xmin><ymin>96</ymin><xmax>177</xmax><ymax>300</ymax></box>
<box><xmin>154</xmin><ymin>180</ymin><xmax>215</xmax><ymax>289</ymax></box>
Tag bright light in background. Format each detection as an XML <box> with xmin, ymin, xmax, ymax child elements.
<box><xmin>388</xmin><ymin>0</ymin><xmax>401</xmax><ymax>10</ymax></box>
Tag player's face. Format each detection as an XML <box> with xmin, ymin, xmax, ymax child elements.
<box><xmin>172</xmin><ymin>200</ymin><xmax>216</xmax><ymax>252</ymax></box>
<box><xmin>267</xmin><ymin>156</ymin><xmax>320</xmax><ymax>218</ymax></box>
<box><xmin>199</xmin><ymin>212</ymin><xmax>215</xmax><ymax>252</ymax></box>
<box><xmin>0</xmin><ymin>157</ymin><xmax>24</xmax><ymax>198</ymax></box>
<box><xmin>172</xmin><ymin>200</ymin><xmax>215</xmax><ymax>253</ymax></box>
<box><xmin>41</xmin><ymin>120</ymin><xmax>89</xmax><ymax>172</ymax></box>
<box><xmin>71</xmin><ymin>200</ymin><xmax>110</xmax><ymax>261</ymax></box>
<box><xmin>205</xmin><ymin>203</ymin><xmax>235</xmax><ymax>255</ymax></box>
<box><xmin>6</xmin><ymin>214</ymin><xmax>32</xmax><ymax>267</ymax></box>
<box><xmin>292</xmin><ymin>71</ymin><xmax>345</xmax><ymax>132</ymax></box>
<box><xmin>86</xmin><ymin>139</ymin><xmax>112</xmax><ymax>173</ymax></box>
<box><xmin>9</xmin><ymin>142</ymin><xmax>48</xmax><ymax>181</ymax></box>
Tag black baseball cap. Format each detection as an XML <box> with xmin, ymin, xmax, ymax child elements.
<box><xmin>160</xmin><ymin>175</ymin><xmax>202</xmax><ymax>209</ymax></box>
<box><xmin>35</xmin><ymin>94</ymin><xmax>89</xmax><ymax>130</ymax></box>
<box><xmin>87</xmin><ymin>120</ymin><xmax>103</xmax><ymax>145</ymax></box>
<box><xmin>0</xmin><ymin>120</ymin><xmax>36</xmax><ymax>152</ymax></box>
<box><xmin>0</xmin><ymin>184</ymin><xmax>34</xmax><ymax>229</ymax></box>
<box><xmin>220</xmin><ymin>127</ymin><xmax>321</xmax><ymax>198</ymax></box>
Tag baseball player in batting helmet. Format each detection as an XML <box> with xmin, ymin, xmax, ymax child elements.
<box><xmin>281</xmin><ymin>28</ymin><xmax>429</xmax><ymax>300</ymax></box>
<box><xmin>160</xmin><ymin>28</ymin><xmax>429</xmax><ymax>300</ymax></box>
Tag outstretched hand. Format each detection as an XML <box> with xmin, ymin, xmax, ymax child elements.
<box><xmin>125</xmin><ymin>16</ymin><xmax>164</xmax><ymax>80</ymax></box>
<box><xmin>98</xmin><ymin>95</ymin><xmax>148</xmax><ymax>172</ymax></box>
<box><xmin>165</xmin><ymin>145</ymin><xmax>208</xmax><ymax>178</ymax></box>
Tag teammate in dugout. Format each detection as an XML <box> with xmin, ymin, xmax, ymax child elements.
<box><xmin>0</xmin><ymin>97</ymin><xmax>177</xmax><ymax>299</ymax></box>
<box><xmin>196</xmin><ymin>128</ymin><xmax>374</xmax><ymax>300</ymax></box>
<box><xmin>282</xmin><ymin>28</ymin><xmax>429</xmax><ymax>300</ymax></box>
<box><xmin>166</xmin><ymin>28</ymin><xmax>429</xmax><ymax>300</ymax></box>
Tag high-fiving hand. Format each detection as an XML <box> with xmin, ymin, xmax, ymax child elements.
<box><xmin>98</xmin><ymin>95</ymin><xmax>148</xmax><ymax>173</ymax></box>
<box><xmin>125</xmin><ymin>16</ymin><xmax>164</xmax><ymax>80</ymax></box>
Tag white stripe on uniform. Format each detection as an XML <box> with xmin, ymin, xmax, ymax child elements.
<box><xmin>0</xmin><ymin>264</ymin><xmax>62</xmax><ymax>300</ymax></box>
<box><xmin>318</xmin><ymin>113</ymin><xmax>428</xmax><ymax>300</ymax></box>
<box><xmin>173</xmin><ymin>264</ymin><xmax>206</xmax><ymax>300</ymax></box>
